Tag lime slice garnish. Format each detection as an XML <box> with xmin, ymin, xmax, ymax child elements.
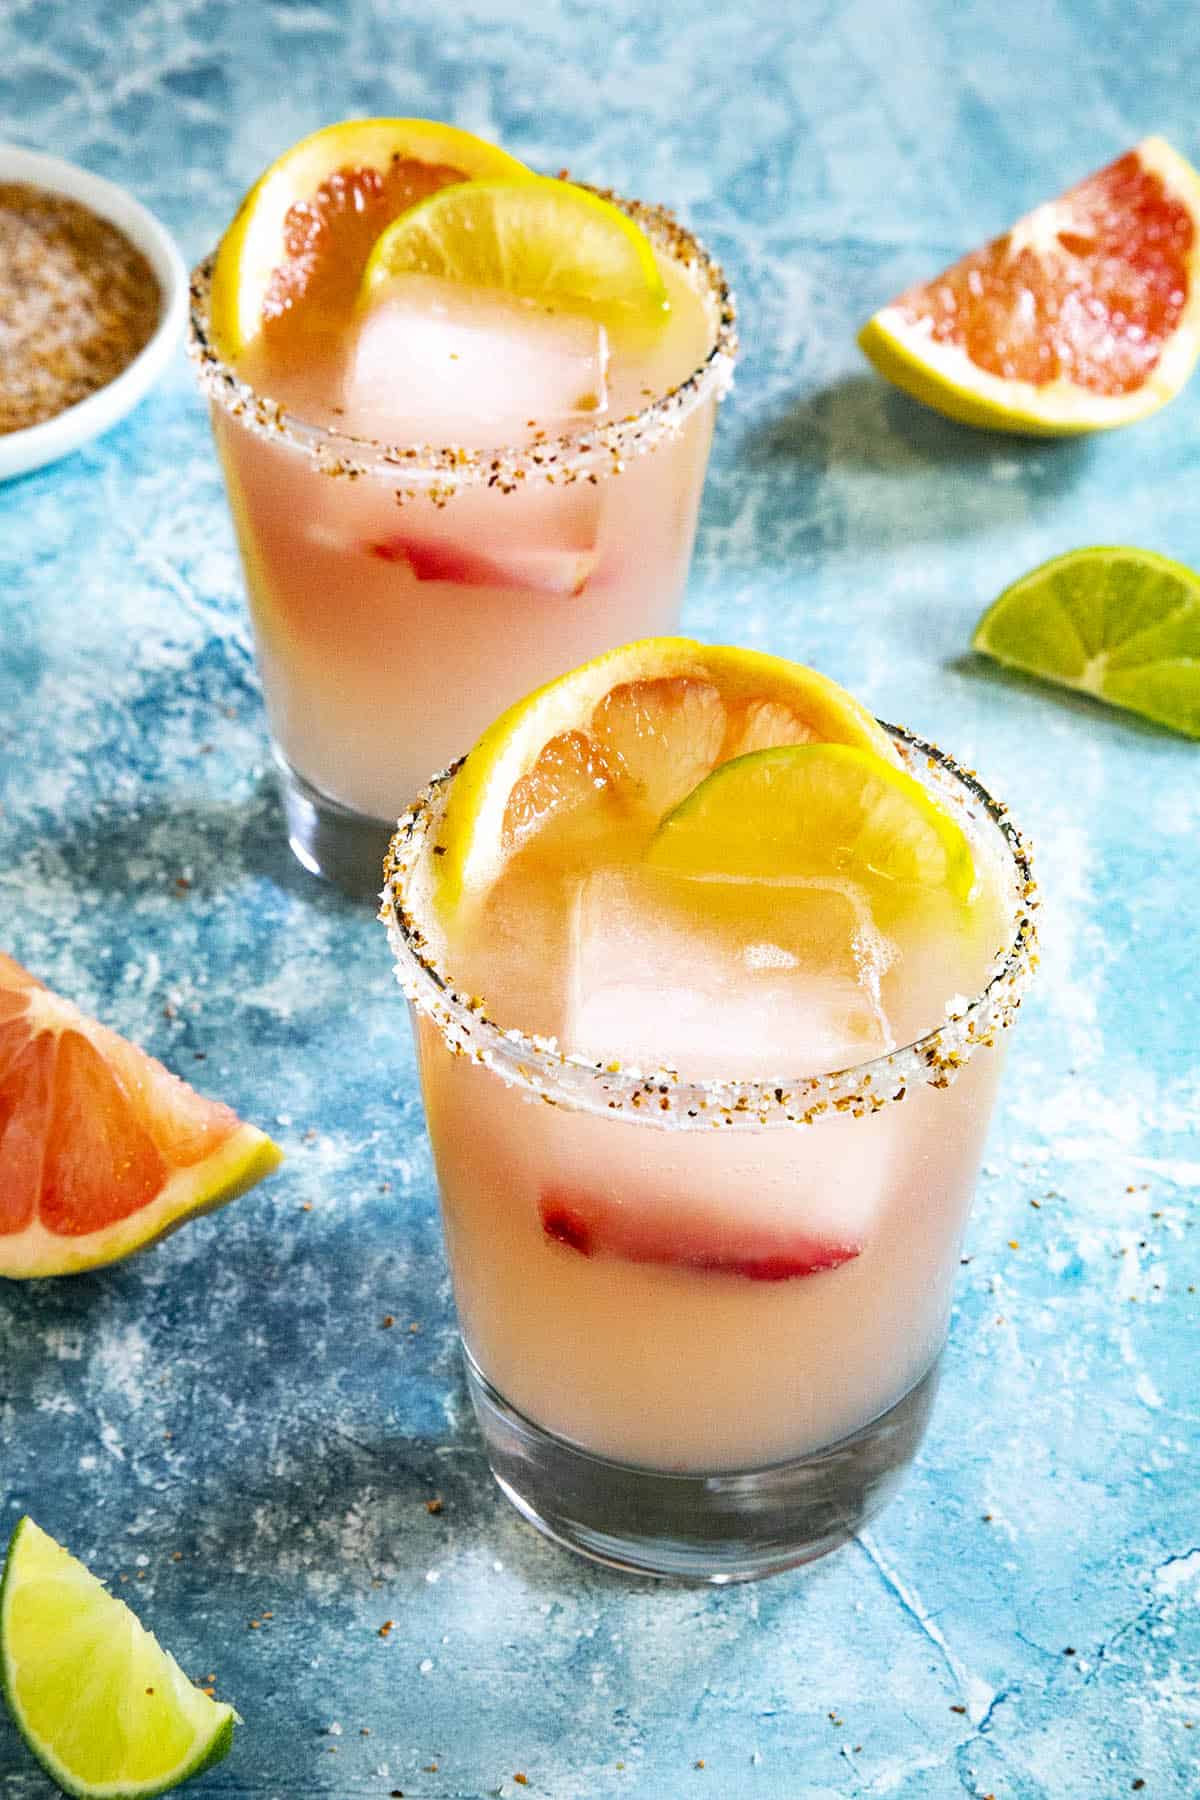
<box><xmin>1</xmin><ymin>1517</ymin><xmax>238</xmax><ymax>1798</ymax></box>
<box><xmin>360</xmin><ymin>176</ymin><xmax>669</xmax><ymax>331</ymax></box>
<box><xmin>429</xmin><ymin>637</ymin><xmax>899</xmax><ymax>918</ymax></box>
<box><xmin>973</xmin><ymin>546</ymin><xmax>1200</xmax><ymax>738</ymax></box>
<box><xmin>644</xmin><ymin>743</ymin><xmax>976</xmax><ymax>916</ymax></box>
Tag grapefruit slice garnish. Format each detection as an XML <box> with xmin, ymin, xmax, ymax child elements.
<box><xmin>0</xmin><ymin>953</ymin><xmax>282</xmax><ymax>1278</ymax></box>
<box><xmin>429</xmin><ymin>637</ymin><xmax>899</xmax><ymax>918</ymax></box>
<box><xmin>540</xmin><ymin>1186</ymin><xmax>861</xmax><ymax>1282</ymax></box>
<box><xmin>209</xmin><ymin>117</ymin><xmax>532</xmax><ymax>359</ymax></box>
<box><xmin>859</xmin><ymin>136</ymin><xmax>1200</xmax><ymax>434</ymax></box>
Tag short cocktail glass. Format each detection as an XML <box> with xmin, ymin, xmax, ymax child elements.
<box><xmin>188</xmin><ymin>197</ymin><xmax>735</xmax><ymax>894</ymax></box>
<box><xmin>381</xmin><ymin>727</ymin><xmax>1038</xmax><ymax>1582</ymax></box>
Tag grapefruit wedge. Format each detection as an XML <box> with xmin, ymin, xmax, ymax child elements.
<box><xmin>0</xmin><ymin>954</ymin><xmax>281</xmax><ymax>1278</ymax></box>
<box><xmin>859</xmin><ymin>136</ymin><xmax>1200</xmax><ymax>434</ymax></box>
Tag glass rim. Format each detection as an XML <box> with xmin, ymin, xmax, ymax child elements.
<box><xmin>380</xmin><ymin>724</ymin><xmax>1040</xmax><ymax>1132</ymax></box>
<box><xmin>186</xmin><ymin>185</ymin><xmax>738</xmax><ymax>498</ymax></box>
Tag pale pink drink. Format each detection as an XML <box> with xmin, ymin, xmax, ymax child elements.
<box><xmin>189</xmin><ymin>201</ymin><xmax>734</xmax><ymax>892</ymax></box>
<box><xmin>382</xmin><ymin>702</ymin><xmax>1037</xmax><ymax>1581</ymax></box>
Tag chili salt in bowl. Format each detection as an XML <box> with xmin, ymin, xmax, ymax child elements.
<box><xmin>0</xmin><ymin>144</ymin><xmax>188</xmax><ymax>481</ymax></box>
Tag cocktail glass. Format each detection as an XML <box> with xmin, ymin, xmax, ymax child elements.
<box><xmin>380</xmin><ymin>727</ymin><xmax>1038</xmax><ymax>1582</ymax></box>
<box><xmin>187</xmin><ymin>196</ymin><xmax>735</xmax><ymax>894</ymax></box>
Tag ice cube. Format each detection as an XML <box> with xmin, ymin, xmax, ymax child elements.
<box><xmin>341</xmin><ymin>274</ymin><xmax>610</xmax><ymax>447</ymax></box>
<box><xmin>565</xmin><ymin>868</ymin><xmax>896</xmax><ymax>1080</ymax></box>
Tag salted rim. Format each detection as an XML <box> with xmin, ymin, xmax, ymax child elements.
<box><xmin>186</xmin><ymin>186</ymin><xmax>738</xmax><ymax>501</ymax></box>
<box><xmin>380</xmin><ymin>725</ymin><xmax>1039</xmax><ymax>1131</ymax></box>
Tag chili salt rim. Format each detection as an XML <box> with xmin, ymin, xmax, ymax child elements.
<box><xmin>187</xmin><ymin>186</ymin><xmax>737</xmax><ymax>501</ymax></box>
<box><xmin>380</xmin><ymin>725</ymin><xmax>1039</xmax><ymax>1132</ymax></box>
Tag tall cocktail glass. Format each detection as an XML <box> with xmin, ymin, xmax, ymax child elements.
<box><xmin>188</xmin><ymin>197</ymin><xmax>735</xmax><ymax>893</ymax></box>
<box><xmin>381</xmin><ymin>728</ymin><xmax>1038</xmax><ymax>1582</ymax></box>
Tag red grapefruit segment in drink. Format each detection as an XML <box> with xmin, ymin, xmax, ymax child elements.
<box><xmin>540</xmin><ymin>1186</ymin><xmax>861</xmax><ymax>1281</ymax></box>
<box><xmin>859</xmin><ymin>136</ymin><xmax>1200</xmax><ymax>434</ymax></box>
<box><xmin>0</xmin><ymin>953</ymin><xmax>282</xmax><ymax>1278</ymax></box>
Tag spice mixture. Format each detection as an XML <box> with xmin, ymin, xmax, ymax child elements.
<box><xmin>0</xmin><ymin>182</ymin><xmax>162</xmax><ymax>434</ymax></box>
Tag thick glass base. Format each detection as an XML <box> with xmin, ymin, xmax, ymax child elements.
<box><xmin>464</xmin><ymin>1345</ymin><xmax>942</xmax><ymax>1583</ymax></box>
<box><xmin>274</xmin><ymin>748</ymin><xmax>394</xmax><ymax>898</ymax></box>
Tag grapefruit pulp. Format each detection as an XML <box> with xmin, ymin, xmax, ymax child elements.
<box><xmin>859</xmin><ymin>136</ymin><xmax>1200</xmax><ymax>433</ymax></box>
<box><xmin>0</xmin><ymin>953</ymin><xmax>282</xmax><ymax>1278</ymax></box>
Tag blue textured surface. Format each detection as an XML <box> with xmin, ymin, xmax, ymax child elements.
<box><xmin>2</xmin><ymin>3</ymin><xmax>1199</xmax><ymax>1797</ymax></box>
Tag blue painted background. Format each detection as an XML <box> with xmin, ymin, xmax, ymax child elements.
<box><xmin>2</xmin><ymin>2</ymin><xmax>1197</xmax><ymax>1795</ymax></box>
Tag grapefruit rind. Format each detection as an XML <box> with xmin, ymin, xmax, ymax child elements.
<box><xmin>858</xmin><ymin>136</ymin><xmax>1200</xmax><ymax>436</ymax></box>
<box><xmin>0</xmin><ymin>1126</ymin><xmax>283</xmax><ymax>1280</ymax></box>
<box><xmin>210</xmin><ymin>117</ymin><xmax>532</xmax><ymax>359</ymax></box>
<box><xmin>360</xmin><ymin>175</ymin><xmax>670</xmax><ymax>331</ymax></box>
<box><xmin>1</xmin><ymin>1517</ymin><xmax>237</xmax><ymax>1799</ymax></box>
<box><xmin>431</xmin><ymin>638</ymin><xmax>898</xmax><ymax>915</ymax></box>
<box><xmin>973</xmin><ymin>545</ymin><xmax>1200</xmax><ymax>739</ymax></box>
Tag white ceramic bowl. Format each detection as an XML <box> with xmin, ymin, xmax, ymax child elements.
<box><xmin>0</xmin><ymin>144</ymin><xmax>188</xmax><ymax>481</ymax></box>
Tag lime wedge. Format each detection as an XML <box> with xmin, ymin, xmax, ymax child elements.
<box><xmin>973</xmin><ymin>546</ymin><xmax>1200</xmax><ymax>738</ymax></box>
<box><xmin>1</xmin><ymin>1517</ymin><xmax>238</xmax><ymax>1798</ymax></box>
<box><xmin>645</xmin><ymin>743</ymin><xmax>976</xmax><ymax>915</ymax></box>
<box><xmin>361</xmin><ymin>176</ymin><xmax>669</xmax><ymax>331</ymax></box>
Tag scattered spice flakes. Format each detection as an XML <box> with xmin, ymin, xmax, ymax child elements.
<box><xmin>694</xmin><ymin>1760</ymin><xmax>706</xmax><ymax>1769</ymax></box>
<box><xmin>425</xmin><ymin>1497</ymin><xmax>443</xmax><ymax>1515</ymax></box>
<box><xmin>378</xmin><ymin>1619</ymin><xmax>394</xmax><ymax>1639</ymax></box>
<box><xmin>248</xmin><ymin>1618</ymin><xmax>261</xmax><ymax>1630</ymax></box>
<box><xmin>950</xmin><ymin>1703</ymin><xmax>967</xmax><ymax>1715</ymax></box>
<box><xmin>514</xmin><ymin>1776</ymin><xmax>530</xmax><ymax>1788</ymax></box>
<box><xmin>1008</xmin><ymin>1239</ymin><xmax>1020</xmax><ymax>1250</ymax></box>
<box><xmin>1063</xmin><ymin>1646</ymin><xmax>1076</xmax><ymax>1656</ymax></box>
<box><xmin>0</xmin><ymin>182</ymin><xmax>161</xmax><ymax>434</ymax></box>
<box><xmin>382</xmin><ymin>1314</ymin><xmax>396</xmax><ymax>1329</ymax></box>
<box><xmin>1132</xmin><ymin>1781</ymin><xmax>1146</xmax><ymax>1791</ymax></box>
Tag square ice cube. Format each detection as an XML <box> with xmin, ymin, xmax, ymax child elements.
<box><xmin>565</xmin><ymin>868</ymin><xmax>896</xmax><ymax>1080</ymax></box>
<box><xmin>341</xmin><ymin>274</ymin><xmax>610</xmax><ymax>447</ymax></box>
